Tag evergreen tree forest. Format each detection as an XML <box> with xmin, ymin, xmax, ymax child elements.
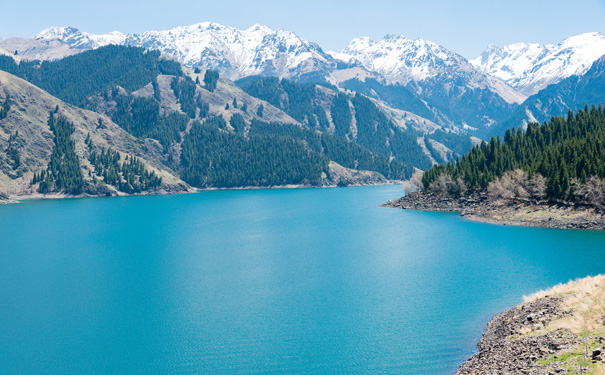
<box><xmin>203</xmin><ymin>70</ymin><xmax>219</xmax><ymax>92</ymax></box>
<box><xmin>248</xmin><ymin>120</ymin><xmax>412</xmax><ymax>180</ymax></box>
<box><xmin>86</xmin><ymin>137</ymin><xmax>162</xmax><ymax>193</ymax></box>
<box><xmin>34</xmin><ymin>113</ymin><xmax>84</xmax><ymax>194</ymax></box>
<box><xmin>421</xmin><ymin>106</ymin><xmax>605</xmax><ymax>202</ymax></box>
<box><xmin>171</xmin><ymin>77</ymin><xmax>198</xmax><ymax>118</ymax></box>
<box><xmin>237</xmin><ymin>77</ymin><xmax>432</xmax><ymax>171</ymax></box>
<box><xmin>111</xmin><ymin>95</ymin><xmax>190</xmax><ymax>150</ymax></box>
<box><xmin>0</xmin><ymin>45</ymin><xmax>182</xmax><ymax>106</ymax></box>
<box><xmin>180</xmin><ymin>116</ymin><xmax>328</xmax><ymax>187</ymax></box>
<box><xmin>0</xmin><ymin>94</ymin><xmax>10</xmax><ymax>120</ymax></box>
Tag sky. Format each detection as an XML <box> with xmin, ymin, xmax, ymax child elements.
<box><xmin>1</xmin><ymin>0</ymin><xmax>605</xmax><ymax>59</ymax></box>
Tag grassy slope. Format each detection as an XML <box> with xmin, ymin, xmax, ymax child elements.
<box><xmin>0</xmin><ymin>70</ymin><xmax>188</xmax><ymax>198</ymax></box>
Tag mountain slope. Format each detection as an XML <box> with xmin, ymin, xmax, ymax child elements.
<box><xmin>0</xmin><ymin>70</ymin><xmax>188</xmax><ymax>199</ymax></box>
<box><xmin>330</xmin><ymin>35</ymin><xmax>524</xmax><ymax>134</ymax></box>
<box><xmin>0</xmin><ymin>46</ymin><xmax>410</xmax><ymax>190</ymax></box>
<box><xmin>491</xmin><ymin>55</ymin><xmax>605</xmax><ymax>136</ymax></box>
<box><xmin>35</xmin><ymin>23</ymin><xmax>337</xmax><ymax>82</ymax></box>
<box><xmin>472</xmin><ymin>32</ymin><xmax>605</xmax><ymax>95</ymax></box>
<box><xmin>31</xmin><ymin>23</ymin><xmax>530</xmax><ymax>136</ymax></box>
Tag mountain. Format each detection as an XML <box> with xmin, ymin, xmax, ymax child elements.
<box><xmin>329</xmin><ymin>35</ymin><xmax>525</xmax><ymax>134</ymax></box>
<box><xmin>0</xmin><ymin>69</ymin><xmax>188</xmax><ymax>199</ymax></box>
<box><xmin>35</xmin><ymin>23</ymin><xmax>336</xmax><ymax>82</ymax></box>
<box><xmin>490</xmin><ymin>55</ymin><xmax>605</xmax><ymax>136</ymax></box>
<box><xmin>32</xmin><ymin>23</ymin><xmax>527</xmax><ymax>135</ymax></box>
<box><xmin>472</xmin><ymin>32</ymin><xmax>605</xmax><ymax>96</ymax></box>
<box><xmin>0</xmin><ymin>37</ymin><xmax>79</xmax><ymax>61</ymax></box>
<box><xmin>1</xmin><ymin>45</ymin><xmax>439</xmax><ymax>198</ymax></box>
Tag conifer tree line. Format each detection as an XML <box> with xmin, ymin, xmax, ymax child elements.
<box><xmin>86</xmin><ymin>136</ymin><xmax>162</xmax><ymax>194</ymax></box>
<box><xmin>0</xmin><ymin>94</ymin><xmax>10</xmax><ymax>120</ymax></box>
<box><xmin>111</xmin><ymin>94</ymin><xmax>190</xmax><ymax>151</ymax></box>
<box><xmin>0</xmin><ymin>46</ymin><xmax>183</xmax><ymax>107</ymax></box>
<box><xmin>30</xmin><ymin>112</ymin><xmax>163</xmax><ymax>195</ymax></box>
<box><xmin>421</xmin><ymin>105</ymin><xmax>605</xmax><ymax>205</ymax></box>
<box><xmin>203</xmin><ymin>70</ymin><xmax>219</xmax><ymax>92</ymax></box>
<box><xmin>237</xmin><ymin>76</ymin><xmax>433</xmax><ymax>171</ymax></box>
<box><xmin>33</xmin><ymin>112</ymin><xmax>84</xmax><ymax>194</ymax></box>
<box><xmin>180</xmin><ymin>116</ymin><xmax>327</xmax><ymax>187</ymax></box>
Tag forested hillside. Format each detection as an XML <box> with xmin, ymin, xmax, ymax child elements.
<box><xmin>0</xmin><ymin>45</ymin><xmax>434</xmax><ymax>195</ymax></box>
<box><xmin>421</xmin><ymin>105</ymin><xmax>605</xmax><ymax>205</ymax></box>
<box><xmin>0</xmin><ymin>46</ymin><xmax>182</xmax><ymax>106</ymax></box>
<box><xmin>237</xmin><ymin>76</ymin><xmax>437</xmax><ymax>171</ymax></box>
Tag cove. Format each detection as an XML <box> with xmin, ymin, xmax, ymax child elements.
<box><xmin>1</xmin><ymin>185</ymin><xmax>604</xmax><ymax>374</ymax></box>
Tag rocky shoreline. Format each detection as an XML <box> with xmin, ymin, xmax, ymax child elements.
<box><xmin>383</xmin><ymin>191</ymin><xmax>605</xmax><ymax>230</ymax></box>
<box><xmin>455</xmin><ymin>275</ymin><xmax>605</xmax><ymax>374</ymax></box>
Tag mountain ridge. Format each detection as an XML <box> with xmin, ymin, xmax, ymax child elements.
<box><xmin>472</xmin><ymin>32</ymin><xmax>605</xmax><ymax>95</ymax></box>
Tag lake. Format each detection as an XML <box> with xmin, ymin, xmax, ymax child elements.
<box><xmin>1</xmin><ymin>185</ymin><xmax>604</xmax><ymax>374</ymax></box>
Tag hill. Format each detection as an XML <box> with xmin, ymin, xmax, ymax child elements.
<box><xmin>385</xmin><ymin>106</ymin><xmax>605</xmax><ymax>229</ymax></box>
<box><xmin>0</xmin><ymin>45</ymin><xmax>430</xmax><ymax>197</ymax></box>
<box><xmin>457</xmin><ymin>275</ymin><xmax>605</xmax><ymax>374</ymax></box>
<box><xmin>0</xmin><ymin>70</ymin><xmax>188</xmax><ymax>200</ymax></box>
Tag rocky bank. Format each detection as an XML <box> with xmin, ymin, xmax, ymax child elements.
<box><xmin>455</xmin><ymin>275</ymin><xmax>605</xmax><ymax>374</ymax></box>
<box><xmin>383</xmin><ymin>192</ymin><xmax>605</xmax><ymax>230</ymax></box>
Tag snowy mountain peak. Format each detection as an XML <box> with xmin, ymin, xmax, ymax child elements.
<box><xmin>338</xmin><ymin>34</ymin><xmax>473</xmax><ymax>83</ymax></box>
<box><xmin>35</xmin><ymin>22</ymin><xmax>333</xmax><ymax>81</ymax></box>
<box><xmin>36</xmin><ymin>26</ymin><xmax>127</xmax><ymax>49</ymax></box>
<box><xmin>472</xmin><ymin>32</ymin><xmax>605</xmax><ymax>95</ymax></box>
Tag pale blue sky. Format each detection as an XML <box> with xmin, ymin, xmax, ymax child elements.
<box><xmin>1</xmin><ymin>0</ymin><xmax>605</xmax><ymax>59</ymax></box>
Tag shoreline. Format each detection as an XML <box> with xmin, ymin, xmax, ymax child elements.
<box><xmin>455</xmin><ymin>275</ymin><xmax>605</xmax><ymax>374</ymax></box>
<box><xmin>0</xmin><ymin>181</ymin><xmax>402</xmax><ymax>205</ymax></box>
<box><xmin>383</xmin><ymin>191</ymin><xmax>605</xmax><ymax>230</ymax></box>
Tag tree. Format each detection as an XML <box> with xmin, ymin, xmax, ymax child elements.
<box><xmin>257</xmin><ymin>103</ymin><xmax>264</xmax><ymax>117</ymax></box>
<box><xmin>203</xmin><ymin>70</ymin><xmax>219</xmax><ymax>92</ymax></box>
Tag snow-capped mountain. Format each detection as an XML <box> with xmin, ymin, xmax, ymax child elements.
<box><xmin>328</xmin><ymin>34</ymin><xmax>525</xmax><ymax>134</ymax></box>
<box><xmin>491</xmin><ymin>55</ymin><xmax>605</xmax><ymax>137</ymax></box>
<box><xmin>36</xmin><ymin>26</ymin><xmax>128</xmax><ymax>49</ymax></box>
<box><xmin>471</xmin><ymin>32</ymin><xmax>605</xmax><ymax>95</ymax></box>
<box><xmin>331</xmin><ymin>35</ymin><xmax>525</xmax><ymax>105</ymax></box>
<box><xmin>35</xmin><ymin>23</ymin><xmax>336</xmax><ymax>81</ymax></box>
<box><xmin>33</xmin><ymin>23</ymin><xmax>528</xmax><ymax>133</ymax></box>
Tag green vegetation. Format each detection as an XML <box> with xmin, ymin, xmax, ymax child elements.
<box><xmin>112</xmin><ymin>95</ymin><xmax>190</xmax><ymax>150</ymax></box>
<box><xmin>180</xmin><ymin>116</ymin><xmax>327</xmax><ymax>188</ymax></box>
<box><xmin>86</xmin><ymin>139</ymin><xmax>162</xmax><ymax>193</ymax></box>
<box><xmin>351</xmin><ymin>94</ymin><xmax>432</xmax><ymax>170</ymax></box>
<box><xmin>171</xmin><ymin>77</ymin><xmax>197</xmax><ymax>118</ymax></box>
<box><xmin>238</xmin><ymin>76</ymin><xmax>329</xmax><ymax>129</ymax></box>
<box><xmin>0</xmin><ymin>45</ymin><xmax>182</xmax><ymax>106</ymax></box>
<box><xmin>422</xmin><ymin>106</ymin><xmax>605</xmax><ymax>203</ymax></box>
<box><xmin>6</xmin><ymin>131</ymin><xmax>21</xmax><ymax>170</ymax></box>
<box><xmin>0</xmin><ymin>94</ymin><xmax>10</xmax><ymax>120</ymax></box>
<box><xmin>238</xmin><ymin>77</ymin><xmax>432</xmax><ymax>171</ymax></box>
<box><xmin>331</xmin><ymin>92</ymin><xmax>352</xmax><ymax>137</ymax></box>
<box><xmin>203</xmin><ymin>70</ymin><xmax>219</xmax><ymax>92</ymax></box>
<box><xmin>249</xmin><ymin>120</ymin><xmax>411</xmax><ymax>180</ymax></box>
<box><xmin>229</xmin><ymin>113</ymin><xmax>246</xmax><ymax>133</ymax></box>
<box><xmin>35</xmin><ymin>113</ymin><xmax>84</xmax><ymax>194</ymax></box>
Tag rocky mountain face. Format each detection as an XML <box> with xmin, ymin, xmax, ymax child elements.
<box><xmin>32</xmin><ymin>23</ymin><xmax>527</xmax><ymax>135</ymax></box>
<box><xmin>10</xmin><ymin>23</ymin><xmax>605</xmax><ymax>144</ymax></box>
<box><xmin>330</xmin><ymin>35</ymin><xmax>525</xmax><ymax>134</ymax></box>
<box><xmin>472</xmin><ymin>32</ymin><xmax>605</xmax><ymax>96</ymax></box>
<box><xmin>35</xmin><ymin>23</ymin><xmax>337</xmax><ymax>82</ymax></box>
<box><xmin>491</xmin><ymin>55</ymin><xmax>605</xmax><ymax>136</ymax></box>
<box><xmin>1</xmin><ymin>45</ymin><xmax>429</xmax><ymax>199</ymax></box>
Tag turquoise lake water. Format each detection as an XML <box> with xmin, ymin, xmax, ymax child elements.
<box><xmin>1</xmin><ymin>185</ymin><xmax>604</xmax><ymax>374</ymax></box>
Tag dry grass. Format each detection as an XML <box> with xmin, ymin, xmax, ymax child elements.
<box><xmin>523</xmin><ymin>275</ymin><xmax>605</xmax><ymax>335</ymax></box>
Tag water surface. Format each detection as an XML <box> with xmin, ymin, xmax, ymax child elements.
<box><xmin>1</xmin><ymin>186</ymin><xmax>604</xmax><ymax>374</ymax></box>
